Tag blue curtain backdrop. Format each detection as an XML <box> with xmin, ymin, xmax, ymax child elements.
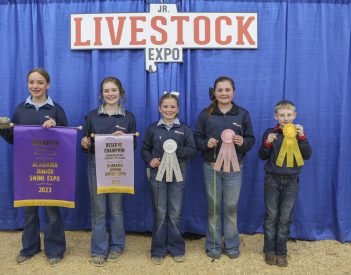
<box><xmin>0</xmin><ymin>0</ymin><xmax>350</xmax><ymax>242</ymax></box>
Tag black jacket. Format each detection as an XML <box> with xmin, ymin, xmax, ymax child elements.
<box><xmin>194</xmin><ymin>103</ymin><xmax>255</xmax><ymax>162</ymax></box>
<box><xmin>141</xmin><ymin>121</ymin><xmax>196</xmax><ymax>165</ymax></box>
<box><xmin>83</xmin><ymin>108</ymin><xmax>136</xmax><ymax>154</ymax></box>
<box><xmin>0</xmin><ymin>101</ymin><xmax>67</xmax><ymax>144</ymax></box>
<box><xmin>259</xmin><ymin>125</ymin><xmax>312</xmax><ymax>175</ymax></box>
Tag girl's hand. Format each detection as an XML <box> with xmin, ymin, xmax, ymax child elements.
<box><xmin>81</xmin><ymin>136</ymin><xmax>91</xmax><ymax>149</ymax></box>
<box><xmin>112</xmin><ymin>131</ymin><xmax>124</xmax><ymax>136</ymax></box>
<box><xmin>233</xmin><ymin>135</ymin><xmax>244</xmax><ymax>146</ymax></box>
<box><xmin>42</xmin><ymin>118</ymin><xmax>56</xmax><ymax>128</ymax></box>
<box><xmin>266</xmin><ymin>133</ymin><xmax>277</xmax><ymax>144</ymax></box>
<box><xmin>295</xmin><ymin>124</ymin><xmax>304</xmax><ymax>137</ymax></box>
<box><xmin>0</xmin><ymin>117</ymin><xmax>10</xmax><ymax>129</ymax></box>
<box><xmin>207</xmin><ymin>138</ymin><xmax>218</xmax><ymax>149</ymax></box>
<box><xmin>150</xmin><ymin>158</ymin><xmax>160</xmax><ymax>168</ymax></box>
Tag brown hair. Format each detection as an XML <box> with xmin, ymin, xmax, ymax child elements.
<box><xmin>207</xmin><ymin>76</ymin><xmax>235</xmax><ymax>114</ymax></box>
<box><xmin>159</xmin><ymin>92</ymin><xmax>179</xmax><ymax>107</ymax></box>
<box><xmin>100</xmin><ymin>76</ymin><xmax>125</xmax><ymax>105</ymax></box>
<box><xmin>27</xmin><ymin>68</ymin><xmax>50</xmax><ymax>84</ymax></box>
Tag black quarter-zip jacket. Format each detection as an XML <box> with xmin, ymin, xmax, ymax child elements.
<box><xmin>194</xmin><ymin>103</ymin><xmax>255</xmax><ymax>163</ymax></box>
<box><xmin>83</xmin><ymin>108</ymin><xmax>136</xmax><ymax>154</ymax></box>
<box><xmin>259</xmin><ymin>125</ymin><xmax>312</xmax><ymax>175</ymax></box>
<box><xmin>0</xmin><ymin>101</ymin><xmax>68</xmax><ymax>144</ymax></box>
<box><xmin>141</xmin><ymin>121</ymin><xmax>197</xmax><ymax>165</ymax></box>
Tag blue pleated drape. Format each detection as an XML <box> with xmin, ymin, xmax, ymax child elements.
<box><xmin>0</xmin><ymin>0</ymin><xmax>350</xmax><ymax>242</ymax></box>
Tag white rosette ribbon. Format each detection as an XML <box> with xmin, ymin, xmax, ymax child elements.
<box><xmin>156</xmin><ymin>139</ymin><xmax>183</xmax><ymax>182</ymax></box>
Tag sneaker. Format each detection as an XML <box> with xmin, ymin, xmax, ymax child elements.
<box><xmin>48</xmin><ymin>257</ymin><xmax>62</xmax><ymax>266</ymax></box>
<box><xmin>151</xmin><ymin>256</ymin><xmax>164</xmax><ymax>265</ymax></box>
<box><xmin>90</xmin><ymin>256</ymin><xmax>106</xmax><ymax>267</ymax></box>
<box><xmin>276</xmin><ymin>255</ymin><xmax>288</xmax><ymax>267</ymax></box>
<box><xmin>173</xmin><ymin>255</ymin><xmax>185</xmax><ymax>263</ymax></box>
<box><xmin>16</xmin><ymin>254</ymin><xmax>31</xmax><ymax>264</ymax></box>
<box><xmin>264</xmin><ymin>253</ymin><xmax>277</xmax><ymax>265</ymax></box>
<box><xmin>206</xmin><ymin>252</ymin><xmax>221</xmax><ymax>259</ymax></box>
<box><xmin>224</xmin><ymin>252</ymin><xmax>239</xmax><ymax>259</ymax></box>
<box><xmin>107</xmin><ymin>251</ymin><xmax>121</xmax><ymax>262</ymax></box>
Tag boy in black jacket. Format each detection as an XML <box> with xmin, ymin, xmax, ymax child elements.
<box><xmin>259</xmin><ymin>100</ymin><xmax>312</xmax><ymax>267</ymax></box>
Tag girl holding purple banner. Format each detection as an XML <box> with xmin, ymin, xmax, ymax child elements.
<box><xmin>141</xmin><ymin>92</ymin><xmax>196</xmax><ymax>265</ymax></box>
<box><xmin>0</xmin><ymin>68</ymin><xmax>68</xmax><ymax>266</ymax></box>
<box><xmin>81</xmin><ymin>76</ymin><xmax>136</xmax><ymax>267</ymax></box>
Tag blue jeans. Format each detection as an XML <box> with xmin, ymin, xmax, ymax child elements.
<box><xmin>203</xmin><ymin>162</ymin><xmax>242</xmax><ymax>256</ymax></box>
<box><xmin>88</xmin><ymin>155</ymin><xmax>125</xmax><ymax>257</ymax></box>
<box><xmin>263</xmin><ymin>173</ymin><xmax>299</xmax><ymax>255</ymax></box>
<box><xmin>149</xmin><ymin>166</ymin><xmax>186</xmax><ymax>258</ymax></box>
<box><xmin>20</xmin><ymin>206</ymin><xmax>66</xmax><ymax>259</ymax></box>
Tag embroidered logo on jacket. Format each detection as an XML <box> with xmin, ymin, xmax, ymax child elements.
<box><xmin>174</xmin><ymin>130</ymin><xmax>184</xmax><ymax>135</ymax></box>
<box><xmin>233</xmin><ymin>122</ymin><xmax>242</xmax><ymax>128</ymax></box>
<box><xmin>115</xmin><ymin>125</ymin><xmax>126</xmax><ymax>130</ymax></box>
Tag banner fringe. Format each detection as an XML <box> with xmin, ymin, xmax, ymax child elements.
<box><xmin>14</xmin><ymin>200</ymin><xmax>75</xmax><ymax>208</ymax></box>
<box><xmin>97</xmin><ymin>186</ymin><xmax>135</xmax><ymax>194</ymax></box>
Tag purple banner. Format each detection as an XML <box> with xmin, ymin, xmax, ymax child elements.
<box><xmin>13</xmin><ymin>125</ymin><xmax>77</xmax><ymax>208</ymax></box>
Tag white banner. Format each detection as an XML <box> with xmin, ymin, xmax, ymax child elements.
<box><xmin>94</xmin><ymin>134</ymin><xmax>134</xmax><ymax>194</ymax></box>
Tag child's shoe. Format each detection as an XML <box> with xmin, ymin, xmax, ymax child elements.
<box><xmin>16</xmin><ymin>254</ymin><xmax>31</xmax><ymax>264</ymax></box>
<box><xmin>206</xmin><ymin>251</ymin><xmax>221</xmax><ymax>259</ymax></box>
<box><xmin>90</xmin><ymin>255</ymin><xmax>106</xmax><ymax>267</ymax></box>
<box><xmin>264</xmin><ymin>253</ymin><xmax>276</xmax><ymax>265</ymax></box>
<box><xmin>48</xmin><ymin>257</ymin><xmax>62</xmax><ymax>266</ymax></box>
<box><xmin>173</xmin><ymin>255</ymin><xmax>185</xmax><ymax>263</ymax></box>
<box><xmin>107</xmin><ymin>251</ymin><xmax>121</xmax><ymax>262</ymax></box>
<box><xmin>224</xmin><ymin>252</ymin><xmax>239</xmax><ymax>259</ymax></box>
<box><xmin>151</xmin><ymin>256</ymin><xmax>164</xmax><ymax>265</ymax></box>
<box><xmin>276</xmin><ymin>255</ymin><xmax>288</xmax><ymax>267</ymax></box>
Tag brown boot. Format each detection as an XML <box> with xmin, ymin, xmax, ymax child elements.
<box><xmin>264</xmin><ymin>253</ymin><xmax>276</xmax><ymax>265</ymax></box>
<box><xmin>276</xmin><ymin>255</ymin><xmax>288</xmax><ymax>267</ymax></box>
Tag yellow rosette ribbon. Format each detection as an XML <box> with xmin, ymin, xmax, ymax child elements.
<box><xmin>276</xmin><ymin>123</ymin><xmax>304</xmax><ymax>167</ymax></box>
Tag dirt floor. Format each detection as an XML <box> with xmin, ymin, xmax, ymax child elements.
<box><xmin>0</xmin><ymin>231</ymin><xmax>350</xmax><ymax>275</ymax></box>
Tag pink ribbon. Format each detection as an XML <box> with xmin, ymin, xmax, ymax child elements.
<box><xmin>213</xmin><ymin>129</ymin><xmax>240</xmax><ymax>172</ymax></box>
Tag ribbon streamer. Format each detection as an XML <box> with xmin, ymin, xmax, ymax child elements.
<box><xmin>213</xmin><ymin>129</ymin><xmax>240</xmax><ymax>172</ymax></box>
<box><xmin>156</xmin><ymin>139</ymin><xmax>183</xmax><ymax>182</ymax></box>
<box><xmin>276</xmin><ymin>123</ymin><xmax>304</xmax><ymax>167</ymax></box>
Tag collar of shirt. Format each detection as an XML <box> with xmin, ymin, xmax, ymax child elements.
<box><xmin>25</xmin><ymin>95</ymin><xmax>54</xmax><ymax>110</ymax></box>
<box><xmin>157</xmin><ymin>117</ymin><xmax>180</xmax><ymax>127</ymax></box>
<box><xmin>98</xmin><ymin>104</ymin><xmax>125</xmax><ymax>117</ymax></box>
<box><xmin>273</xmin><ymin>124</ymin><xmax>283</xmax><ymax>133</ymax></box>
<box><xmin>212</xmin><ymin>102</ymin><xmax>239</xmax><ymax>115</ymax></box>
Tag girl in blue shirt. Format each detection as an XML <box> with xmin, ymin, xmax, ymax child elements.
<box><xmin>194</xmin><ymin>76</ymin><xmax>255</xmax><ymax>259</ymax></box>
<box><xmin>0</xmin><ymin>68</ymin><xmax>67</xmax><ymax>266</ymax></box>
<box><xmin>141</xmin><ymin>92</ymin><xmax>196</xmax><ymax>264</ymax></box>
<box><xmin>81</xmin><ymin>77</ymin><xmax>136</xmax><ymax>267</ymax></box>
